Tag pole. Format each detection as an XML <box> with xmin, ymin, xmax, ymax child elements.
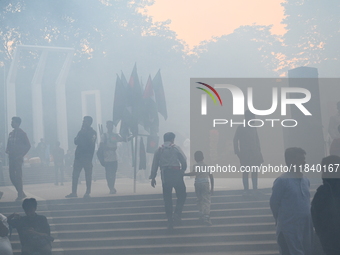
<box><xmin>133</xmin><ymin>135</ymin><xmax>138</xmax><ymax>193</ymax></box>
<box><xmin>3</xmin><ymin>65</ymin><xmax>7</xmax><ymax>166</ymax></box>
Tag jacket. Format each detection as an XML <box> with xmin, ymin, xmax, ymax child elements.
<box><xmin>311</xmin><ymin>178</ymin><xmax>340</xmax><ymax>254</ymax></box>
<box><xmin>74</xmin><ymin>126</ymin><xmax>97</xmax><ymax>160</ymax></box>
<box><xmin>6</xmin><ymin>128</ymin><xmax>31</xmax><ymax>159</ymax></box>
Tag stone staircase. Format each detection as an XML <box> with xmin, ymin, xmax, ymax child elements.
<box><xmin>0</xmin><ymin>189</ymin><xmax>281</xmax><ymax>255</ymax></box>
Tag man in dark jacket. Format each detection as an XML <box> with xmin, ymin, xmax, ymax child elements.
<box><xmin>150</xmin><ymin>132</ymin><xmax>187</xmax><ymax>230</ymax></box>
<box><xmin>66</xmin><ymin>116</ymin><xmax>97</xmax><ymax>199</ymax></box>
<box><xmin>6</xmin><ymin>117</ymin><xmax>31</xmax><ymax>201</ymax></box>
<box><xmin>311</xmin><ymin>155</ymin><xmax>340</xmax><ymax>255</ymax></box>
<box><xmin>8</xmin><ymin>198</ymin><xmax>53</xmax><ymax>255</ymax></box>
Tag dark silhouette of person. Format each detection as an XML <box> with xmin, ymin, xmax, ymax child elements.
<box><xmin>6</xmin><ymin>117</ymin><xmax>31</xmax><ymax>201</ymax></box>
<box><xmin>270</xmin><ymin>147</ymin><xmax>313</xmax><ymax>255</ymax></box>
<box><xmin>36</xmin><ymin>138</ymin><xmax>47</xmax><ymax>166</ymax></box>
<box><xmin>328</xmin><ymin>101</ymin><xmax>340</xmax><ymax>141</ymax></box>
<box><xmin>311</xmin><ymin>155</ymin><xmax>340</xmax><ymax>255</ymax></box>
<box><xmin>8</xmin><ymin>198</ymin><xmax>53</xmax><ymax>255</ymax></box>
<box><xmin>149</xmin><ymin>132</ymin><xmax>187</xmax><ymax>230</ymax></box>
<box><xmin>99</xmin><ymin>121</ymin><xmax>124</xmax><ymax>194</ymax></box>
<box><xmin>0</xmin><ymin>142</ymin><xmax>5</xmax><ymax>185</ymax></box>
<box><xmin>66</xmin><ymin>116</ymin><xmax>97</xmax><ymax>199</ymax></box>
<box><xmin>233</xmin><ymin>110</ymin><xmax>263</xmax><ymax>192</ymax></box>
<box><xmin>329</xmin><ymin>125</ymin><xmax>340</xmax><ymax>157</ymax></box>
<box><xmin>51</xmin><ymin>141</ymin><xmax>64</xmax><ymax>186</ymax></box>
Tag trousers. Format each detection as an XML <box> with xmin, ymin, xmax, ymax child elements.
<box><xmin>72</xmin><ymin>158</ymin><xmax>92</xmax><ymax>194</ymax></box>
<box><xmin>162</xmin><ymin>169</ymin><xmax>187</xmax><ymax>220</ymax></box>
<box><xmin>242</xmin><ymin>171</ymin><xmax>258</xmax><ymax>190</ymax></box>
<box><xmin>8</xmin><ymin>157</ymin><xmax>24</xmax><ymax>196</ymax></box>
<box><xmin>195</xmin><ymin>182</ymin><xmax>211</xmax><ymax>216</ymax></box>
<box><xmin>104</xmin><ymin>161</ymin><xmax>117</xmax><ymax>191</ymax></box>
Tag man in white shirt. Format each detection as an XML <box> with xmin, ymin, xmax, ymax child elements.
<box><xmin>99</xmin><ymin>121</ymin><xmax>124</xmax><ymax>194</ymax></box>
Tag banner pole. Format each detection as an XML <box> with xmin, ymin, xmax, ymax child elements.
<box><xmin>133</xmin><ymin>135</ymin><xmax>138</xmax><ymax>193</ymax></box>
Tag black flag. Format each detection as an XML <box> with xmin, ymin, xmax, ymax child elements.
<box><xmin>152</xmin><ymin>69</ymin><xmax>167</xmax><ymax>120</ymax></box>
<box><xmin>139</xmin><ymin>137</ymin><xmax>147</xmax><ymax>170</ymax></box>
<box><xmin>112</xmin><ymin>75</ymin><xmax>126</xmax><ymax>126</ymax></box>
<box><xmin>127</xmin><ymin>63</ymin><xmax>143</xmax><ymax>136</ymax></box>
<box><xmin>143</xmin><ymin>75</ymin><xmax>159</xmax><ymax>134</ymax></box>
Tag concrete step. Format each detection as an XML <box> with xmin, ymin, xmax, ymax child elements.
<box><xmin>46</xmin><ymin>194</ymin><xmax>269</xmax><ymax>206</ymax></box>
<box><xmin>2</xmin><ymin>189</ymin><xmax>280</xmax><ymax>255</ymax></box>
<box><xmin>13</xmin><ymin>247</ymin><xmax>280</xmax><ymax>255</ymax></box>
<box><xmin>9</xmin><ymin>222</ymin><xmax>276</xmax><ymax>242</ymax></box>
<box><xmin>46</xmin><ymin>203</ymin><xmax>270</xmax><ymax>217</ymax></box>
<box><xmin>44</xmin><ymin>240</ymin><xmax>278</xmax><ymax>255</ymax></box>
<box><xmin>12</xmin><ymin>240</ymin><xmax>278</xmax><ymax>255</ymax></box>
<box><xmin>48</xmin><ymin>215</ymin><xmax>274</xmax><ymax>232</ymax></box>
<box><xmin>10</xmin><ymin>231</ymin><xmax>276</xmax><ymax>249</ymax></box>
<box><xmin>46</xmin><ymin>209</ymin><xmax>271</xmax><ymax>225</ymax></box>
<box><xmin>1</xmin><ymin>195</ymin><xmax>272</xmax><ymax>216</ymax></box>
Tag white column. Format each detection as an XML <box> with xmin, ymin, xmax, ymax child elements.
<box><xmin>81</xmin><ymin>90</ymin><xmax>102</xmax><ymax>139</ymax></box>
<box><xmin>31</xmin><ymin>50</ymin><xmax>48</xmax><ymax>144</ymax></box>
<box><xmin>5</xmin><ymin>45</ymin><xmax>74</xmax><ymax>151</ymax></box>
<box><xmin>6</xmin><ymin>48</ymin><xmax>20</xmax><ymax>134</ymax></box>
<box><xmin>81</xmin><ymin>91</ymin><xmax>88</xmax><ymax>117</ymax></box>
<box><xmin>56</xmin><ymin>50</ymin><xmax>74</xmax><ymax>152</ymax></box>
<box><xmin>56</xmin><ymin>83</ymin><xmax>68</xmax><ymax>152</ymax></box>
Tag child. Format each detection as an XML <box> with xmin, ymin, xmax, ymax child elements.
<box><xmin>184</xmin><ymin>151</ymin><xmax>214</xmax><ymax>226</ymax></box>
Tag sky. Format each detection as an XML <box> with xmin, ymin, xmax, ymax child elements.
<box><xmin>145</xmin><ymin>0</ymin><xmax>286</xmax><ymax>48</ymax></box>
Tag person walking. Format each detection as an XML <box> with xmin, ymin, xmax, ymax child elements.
<box><xmin>150</xmin><ymin>132</ymin><xmax>187</xmax><ymax>230</ymax></box>
<box><xmin>184</xmin><ymin>150</ymin><xmax>214</xmax><ymax>226</ymax></box>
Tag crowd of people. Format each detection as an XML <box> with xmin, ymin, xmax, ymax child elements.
<box><xmin>0</xmin><ymin>116</ymin><xmax>125</xmax><ymax>201</ymax></box>
<box><xmin>150</xmin><ymin>132</ymin><xmax>340</xmax><ymax>255</ymax></box>
<box><xmin>1</xmin><ymin>112</ymin><xmax>340</xmax><ymax>255</ymax></box>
